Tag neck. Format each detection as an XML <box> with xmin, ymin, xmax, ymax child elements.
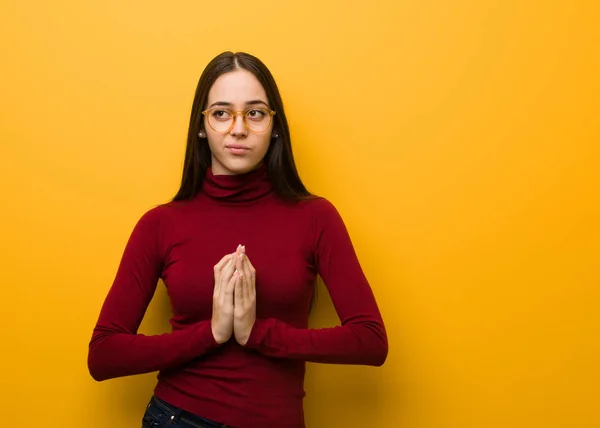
<box><xmin>201</xmin><ymin>162</ymin><xmax>273</xmax><ymax>203</ymax></box>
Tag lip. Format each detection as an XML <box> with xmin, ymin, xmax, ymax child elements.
<box><xmin>225</xmin><ymin>144</ymin><xmax>250</xmax><ymax>155</ymax></box>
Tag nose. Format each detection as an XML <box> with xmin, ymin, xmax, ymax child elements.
<box><xmin>230</xmin><ymin>112</ymin><xmax>248</xmax><ymax>136</ymax></box>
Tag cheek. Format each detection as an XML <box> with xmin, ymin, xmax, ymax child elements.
<box><xmin>206</xmin><ymin>133</ymin><xmax>223</xmax><ymax>152</ymax></box>
<box><xmin>255</xmin><ymin>136</ymin><xmax>271</xmax><ymax>156</ymax></box>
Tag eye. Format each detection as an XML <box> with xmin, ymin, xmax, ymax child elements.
<box><xmin>211</xmin><ymin>109</ymin><xmax>232</xmax><ymax>121</ymax></box>
<box><xmin>246</xmin><ymin>109</ymin><xmax>267</xmax><ymax>121</ymax></box>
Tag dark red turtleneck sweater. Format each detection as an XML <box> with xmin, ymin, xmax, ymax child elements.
<box><xmin>88</xmin><ymin>164</ymin><xmax>387</xmax><ymax>428</ymax></box>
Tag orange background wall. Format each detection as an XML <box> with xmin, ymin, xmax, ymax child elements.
<box><xmin>1</xmin><ymin>1</ymin><xmax>598</xmax><ymax>427</ymax></box>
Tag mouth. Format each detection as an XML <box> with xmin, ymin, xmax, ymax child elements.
<box><xmin>225</xmin><ymin>144</ymin><xmax>250</xmax><ymax>155</ymax></box>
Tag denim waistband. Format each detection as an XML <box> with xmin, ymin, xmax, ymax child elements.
<box><xmin>150</xmin><ymin>395</ymin><xmax>229</xmax><ymax>428</ymax></box>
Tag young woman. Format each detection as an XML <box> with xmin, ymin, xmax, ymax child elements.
<box><xmin>88</xmin><ymin>51</ymin><xmax>388</xmax><ymax>428</ymax></box>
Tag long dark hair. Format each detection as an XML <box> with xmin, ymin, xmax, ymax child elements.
<box><xmin>172</xmin><ymin>51</ymin><xmax>312</xmax><ymax>202</ymax></box>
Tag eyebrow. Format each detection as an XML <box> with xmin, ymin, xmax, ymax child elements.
<box><xmin>208</xmin><ymin>99</ymin><xmax>270</xmax><ymax>109</ymax></box>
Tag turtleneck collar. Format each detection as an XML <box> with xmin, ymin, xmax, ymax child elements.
<box><xmin>202</xmin><ymin>163</ymin><xmax>273</xmax><ymax>203</ymax></box>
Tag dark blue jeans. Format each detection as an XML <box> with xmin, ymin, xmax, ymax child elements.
<box><xmin>142</xmin><ymin>395</ymin><xmax>233</xmax><ymax>428</ymax></box>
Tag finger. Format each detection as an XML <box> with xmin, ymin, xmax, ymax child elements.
<box><xmin>240</xmin><ymin>255</ymin><xmax>253</xmax><ymax>301</ymax></box>
<box><xmin>218</xmin><ymin>256</ymin><xmax>236</xmax><ymax>301</ymax></box>
<box><xmin>242</xmin><ymin>251</ymin><xmax>255</xmax><ymax>272</ymax></box>
<box><xmin>240</xmin><ymin>253</ymin><xmax>251</xmax><ymax>277</ymax></box>
<box><xmin>215</xmin><ymin>253</ymin><xmax>232</xmax><ymax>271</ymax></box>
<box><xmin>243</xmin><ymin>254</ymin><xmax>256</xmax><ymax>295</ymax></box>
<box><xmin>214</xmin><ymin>254</ymin><xmax>231</xmax><ymax>297</ymax></box>
<box><xmin>215</xmin><ymin>254</ymin><xmax>233</xmax><ymax>282</ymax></box>
<box><xmin>243</xmin><ymin>269</ymin><xmax>252</xmax><ymax>303</ymax></box>
<box><xmin>231</xmin><ymin>253</ymin><xmax>243</xmax><ymax>302</ymax></box>
<box><xmin>235</xmin><ymin>251</ymin><xmax>244</xmax><ymax>274</ymax></box>
<box><xmin>222</xmin><ymin>255</ymin><xmax>236</xmax><ymax>279</ymax></box>
<box><xmin>225</xmin><ymin>268</ymin><xmax>237</xmax><ymax>302</ymax></box>
<box><xmin>214</xmin><ymin>254</ymin><xmax>231</xmax><ymax>283</ymax></box>
<box><xmin>235</xmin><ymin>270</ymin><xmax>244</xmax><ymax>302</ymax></box>
<box><xmin>240</xmin><ymin>270</ymin><xmax>247</xmax><ymax>305</ymax></box>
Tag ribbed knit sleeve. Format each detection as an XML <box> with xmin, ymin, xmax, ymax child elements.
<box><xmin>245</xmin><ymin>198</ymin><xmax>388</xmax><ymax>366</ymax></box>
<box><xmin>87</xmin><ymin>207</ymin><xmax>220</xmax><ymax>381</ymax></box>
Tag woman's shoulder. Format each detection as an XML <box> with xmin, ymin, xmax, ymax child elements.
<box><xmin>132</xmin><ymin>198</ymin><xmax>190</xmax><ymax>226</ymax></box>
<box><xmin>296</xmin><ymin>195</ymin><xmax>344</xmax><ymax>224</ymax></box>
<box><xmin>301</xmin><ymin>193</ymin><xmax>338</xmax><ymax>208</ymax></box>
<box><xmin>145</xmin><ymin>197</ymin><xmax>199</xmax><ymax>217</ymax></box>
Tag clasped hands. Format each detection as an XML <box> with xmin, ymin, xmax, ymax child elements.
<box><xmin>211</xmin><ymin>244</ymin><xmax>256</xmax><ymax>346</ymax></box>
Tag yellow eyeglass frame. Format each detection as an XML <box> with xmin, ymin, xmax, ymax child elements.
<box><xmin>202</xmin><ymin>107</ymin><xmax>276</xmax><ymax>133</ymax></box>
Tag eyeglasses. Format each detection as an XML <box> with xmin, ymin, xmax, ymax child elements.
<box><xmin>202</xmin><ymin>107</ymin><xmax>276</xmax><ymax>133</ymax></box>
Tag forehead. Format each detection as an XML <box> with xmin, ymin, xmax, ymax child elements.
<box><xmin>207</xmin><ymin>70</ymin><xmax>268</xmax><ymax>105</ymax></box>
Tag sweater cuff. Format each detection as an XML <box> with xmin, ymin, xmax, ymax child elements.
<box><xmin>245</xmin><ymin>318</ymin><xmax>269</xmax><ymax>349</ymax></box>
<box><xmin>192</xmin><ymin>320</ymin><xmax>222</xmax><ymax>352</ymax></box>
